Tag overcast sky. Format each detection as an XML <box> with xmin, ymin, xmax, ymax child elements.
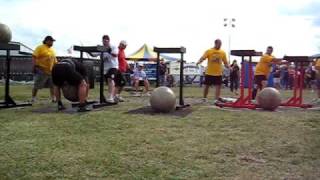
<box><xmin>1</xmin><ymin>0</ymin><xmax>319</xmax><ymax>62</ymax></box>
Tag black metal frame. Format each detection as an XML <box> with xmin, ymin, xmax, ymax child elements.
<box><xmin>153</xmin><ymin>47</ymin><xmax>189</xmax><ymax>109</ymax></box>
<box><xmin>0</xmin><ymin>43</ymin><xmax>32</xmax><ymax>109</ymax></box>
<box><xmin>73</xmin><ymin>45</ymin><xmax>117</xmax><ymax>108</ymax></box>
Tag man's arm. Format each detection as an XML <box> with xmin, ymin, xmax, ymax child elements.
<box><xmin>32</xmin><ymin>55</ymin><xmax>37</xmax><ymax>73</ymax></box>
<box><xmin>196</xmin><ymin>57</ymin><xmax>206</xmax><ymax>66</ymax></box>
<box><xmin>272</xmin><ymin>57</ymin><xmax>286</xmax><ymax>65</ymax></box>
<box><xmin>223</xmin><ymin>52</ymin><xmax>229</xmax><ymax>68</ymax></box>
<box><xmin>196</xmin><ymin>51</ymin><xmax>208</xmax><ymax>66</ymax></box>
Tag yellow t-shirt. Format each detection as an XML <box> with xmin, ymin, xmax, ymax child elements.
<box><xmin>33</xmin><ymin>44</ymin><xmax>57</xmax><ymax>75</ymax></box>
<box><xmin>201</xmin><ymin>48</ymin><xmax>228</xmax><ymax>76</ymax></box>
<box><xmin>316</xmin><ymin>59</ymin><xmax>320</xmax><ymax>69</ymax></box>
<box><xmin>316</xmin><ymin>59</ymin><xmax>320</xmax><ymax>79</ymax></box>
<box><xmin>254</xmin><ymin>54</ymin><xmax>275</xmax><ymax>76</ymax></box>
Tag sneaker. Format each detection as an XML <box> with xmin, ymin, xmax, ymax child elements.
<box><xmin>58</xmin><ymin>104</ymin><xmax>66</xmax><ymax>111</ymax></box>
<box><xmin>78</xmin><ymin>106</ymin><xmax>91</xmax><ymax>112</ymax></box>
<box><xmin>115</xmin><ymin>96</ymin><xmax>125</xmax><ymax>102</ymax></box>
<box><xmin>144</xmin><ymin>92</ymin><xmax>151</xmax><ymax>97</ymax></box>
<box><xmin>201</xmin><ymin>98</ymin><xmax>208</xmax><ymax>103</ymax></box>
<box><xmin>106</xmin><ymin>97</ymin><xmax>115</xmax><ymax>103</ymax></box>
<box><xmin>132</xmin><ymin>92</ymin><xmax>140</xmax><ymax>97</ymax></box>
<box><xmin>31</xmin><ymin>97</ymin><xmax>36</xmax><ymax>103</ymax></box>
<box><xmin>213</xmin><ymin>99</ymin><xmax>220</xmax><ymax>105</ymax></box>
<box><xmin>218</xmin><ymin>97</ymin><xmax>226</xmax><ymax>103</ymax></box>
<box><xmin>310</xmin><ymin>98</ymin><xmax>320</xmax><ymax>105</ymax></box>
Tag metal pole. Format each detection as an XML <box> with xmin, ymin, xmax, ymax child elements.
<box><xmin>248</xmin><ymin>56</ymin><xmax>253</xmax><ymax>101</ymax></box>
<box><xmin>156</xmin><ymin>53</ymin><xmax>160</xmax><ymax>87</ymax></box>
<box><xmin>179</xmin><ymin>53</ymin><xmax>184</xmax><ymax>106</ymax></box>
<box><xmin>80</xmin><ymin>51</ymin><xmax>83</xmax><ymax>63</ymax></box>
<box><xmin>228</xmin><ymin>33</ymin><xmax>231</xmax><ymax>64</ymax></box>
<box><xmin>5</xmin><ymin>50</ymin><xmax>10</xmax><ymax>103</ymax></box>
<box><xmin>240</xmin><ymin>56</ymin><xmax>245</xmax><ymax>98</ymax></box>
<box><xmin>100</xmin><ymin>52</ymin><xmax>105</xmax><ymax>103</ymax></box>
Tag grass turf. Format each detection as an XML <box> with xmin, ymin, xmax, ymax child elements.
<box><xmin>0</xmin><ymin>84</ymin><xmax>319</xmax><ymax>179</ymax></box>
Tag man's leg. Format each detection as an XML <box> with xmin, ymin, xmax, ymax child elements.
<box><xmin>107</xmin><ymin>78</ymin><xmax>115</xmax><ymax>100</ymax></box>
<box><xmin>50</xmin><ymin>87</ymin><xmax>55</xmax><ymax>102</ymax></box>
<box><xmin>32</xmin><ymin>73</ymin><xmax>45</xmax><ymax>102</ymax></box>
<box><xmin>203</xmin><ymin>85</ymin><xmax>210</xmax><ymax>99</ymax></box>
<box><xmin>215</xmin><ymin>85</ymin><xmax>221</xmax><ymax>100</ymax></box>
<box><xmin>78</xmin><ymin>80</ymin><xmax>88</xmax><ymax>104</ymax></box>
<box><xmin>32</xmin><ymin>88</ymin><xmax>38</xmax><ymax>101</ymax></box>
<box><xmin>230</xmin><ymin>77</ymin><xmax>234</xmax><ymax>92</ymax></box>
<box><xmin>144</xmin><ymin>80</ymin><xmax>150</xmax><ymax>92</ymax></box>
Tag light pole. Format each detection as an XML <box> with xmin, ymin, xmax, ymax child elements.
<box><xmin>223</xmin><ymin>18</ymin><xmax>236</xmax><ymax>64</ymax></box>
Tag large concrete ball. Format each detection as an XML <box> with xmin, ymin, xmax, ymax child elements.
<box><xmin>257</xmin><ymin>87</ymin><xmax>281</xmax><ymax>111</ymax></box>
<box><xmin>0</xmin><ymin>23</ymin><xmax>12</xmax><ymax>43</ymax></box>
<box><xmin>150</xmin><ymin>86</ymin><xmax>176</xmax><ymax>113</ymax></box>
<box><xmin>62</xmin><ymin>84</ymin><xmax>79</xmax><ymax>102</ymax></box>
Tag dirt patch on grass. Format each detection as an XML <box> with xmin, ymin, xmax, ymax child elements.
<box><xmin>126</xmin><ymin>106</ymin><xmax>193</xmax><ymax>117</ymax></box>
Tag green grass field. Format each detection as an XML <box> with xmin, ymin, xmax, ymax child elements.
<box><xmin>0</xmin><ymin>84</ymin><xmax>319</xmax><ymax>179</ymax></box>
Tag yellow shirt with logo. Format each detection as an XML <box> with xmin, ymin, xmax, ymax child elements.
<box><xmin>201</xmin><ymin>48</ymin><xmax>228</xmax><ymax>76</ymax></box>
<box><xmin>254</xmin><ymin>54</ymin><xmax>275</xmax><ymax>76</ymax></box>
<box><xmin>33</xmin><ymin>44</ymin><xmax>57</xmax><ymax>75</ymax></box>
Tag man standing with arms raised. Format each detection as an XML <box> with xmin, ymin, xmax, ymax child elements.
<box><xmin>197</xmin><ymin>39</ymin><xmax>229</xmax><ymax>103</ymax></box>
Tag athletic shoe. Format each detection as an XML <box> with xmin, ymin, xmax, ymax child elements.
<box><xmin>201</xmin><ymin>98</ymin><xmax>208</xmax><ymax>103</ymax></box>
<box><xmin>106</xmin><ymin>97</ymin><xmax>115</xmax><ymax>103</ymax></box>
<box><xmin>132</xmin><ymin>92</ymin><xmax>140</xmax><ymax>97</ymax></box>
<box><xmin>115</xmin><ymin>96</ymin><xmax>125</xmax><ymax>102</ymax></box>
<box><xmin>144</xmin><ymin>92</ymin><xmax>151</xmax><ymax>97</ymax></box>
<box><xmin>58</xmin><ymin>104</ymin><xmax>66</xmax><ymax>111</ymax></box>
<box><xmin>78</xmin><ymin>106</ymin><xmax>91</xmax><ymax>112</ymax></box>
<box><xmin>31</xmin><ymin>97</ymin><xmax>36</xmax><ymax>103</ymax></box>
<box><xmin>310</xmin><ymin>98</ymin><xmax>320</xmax><ymax>105</ymax></box>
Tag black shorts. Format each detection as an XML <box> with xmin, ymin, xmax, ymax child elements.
<box><xmin>105</xmin><ymin>68</ymin><xmax>126</xmax><ymax>87</ymax></box>
<box><xmin>254</xmin><ymin>75</ymin><xmax>267</xmax><ymax>89</ymax></box>
<box><xmin>204</xmin><ymin>75</ymin><xmax>222</xmax><ymax>85</ymax></box>
<box><xmin>52</xmin><ymin>63</ymin><xmax>84</xmax><ymax>87</ymax></box>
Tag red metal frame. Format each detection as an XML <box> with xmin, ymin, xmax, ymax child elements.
<box><xmin>216</xmin><ymin>50</ymin><xmax>261</xmax><ymax>109</ymax></box>
<box><xmin>280</xmin><ymin>60</ymin><xmax>312</xmax><ymax>108</ymax></box>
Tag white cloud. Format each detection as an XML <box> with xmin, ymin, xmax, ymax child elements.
<box><xmin>0</xmin><ymin>0</ymin><xmax>319</xmax><ymax>62</ymax></box>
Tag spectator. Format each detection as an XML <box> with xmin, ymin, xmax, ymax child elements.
<box><xmin>132</xmin><ymin>63</ymin><xmax>150</xmax><ymax>96</ymax></box>
<box><xmin>273</xmin><ymin>65</ymin><xmax>281</xmax><ymax>89</ymax></box>
<box><xmin>116</xmin><ymin>40</ymin><xmax>129</xmax><ymax>102</ymax></box>
<box><xmin>280</xmin><ymin>65</ymin><xmax>289</xmax><ymax>90</ymax></box>
<box><xmin>230</xmin><ymin>60</ymin><xmax>240</xmax><ymax>95</ymax></box>
<box><xmin>159</xmin><ymin>60</ymin><xmax>167</xmax><ymax>86</ymax></box>
<box><xmin>31</xmin><ymin>36</ymin><xmax>57</xmax><ymax>103</ymax></box>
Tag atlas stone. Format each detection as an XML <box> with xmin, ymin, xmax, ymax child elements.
<box><xmin>0</xmin><ymin>23</ymin><xmax>12</xmax><ymax>43</ymax></box>
<box><xmin>257</xmin><ymin>87</ymin><xmax>281</xmax><ymax>111</ymax></box>
<box><xmin>62</xmin><ymin>84</ymin><xmax>79</xmax><ymax>102</ymax></box>
<box><xmin>150</xmin><ymin>86</ymin><xmax>176</xmax><ymax>113</ymax></box>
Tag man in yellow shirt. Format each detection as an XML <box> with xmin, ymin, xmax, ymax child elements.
<box><xmin>252</xmin><ymin>46</ymin><xmax>283</xmax><ymax>99</ymax></box>
<box><xmin>32</xmin><ymin>36</ymin><xmax>57</xmax><ymax>102</ymax></box>
<box><xmin>196</xmin><ymin>39</ymin><xmax>229</xmax><ymax>103</ymax></box>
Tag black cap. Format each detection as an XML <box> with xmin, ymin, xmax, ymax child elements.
<box><xmin>43</xmin><ymin>36</ymin><xmax>55</xmax><ymax>42</ymax></box>
<box><xmin>102</xmin><ymin>35</ymin><xmax>110</xmax><ymax>40</ymax></box>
